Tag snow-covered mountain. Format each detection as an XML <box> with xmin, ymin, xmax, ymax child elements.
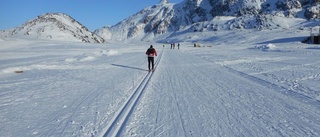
<box><xmin>0</xmin><ymin>13</ymin><xmax>105</xmax><ymax>43</ymax></box>
<box><xmin>0</xmin><ymin>1</ymin><xmax>318</xmax><ymax>42</ymax></box>
<box><xmin>95</xmin><ymin>0</ymin><xmax>319</xmax><ymax>41</ymax></box>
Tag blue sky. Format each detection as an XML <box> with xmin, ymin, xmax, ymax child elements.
<box><xmin>0</xmin><ymin>0</ymin><xmax>183</xmax><ymax>31</ymax></box>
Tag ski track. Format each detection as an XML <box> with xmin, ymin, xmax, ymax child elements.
<box><xmin>0</xmin><ymin>44</ymin><xmax>149</xmax><ymax>137</ymax></box>
<box><xmin>99</xmin><ymin>50</ymin><xmax>163</xmax><ymax>137</ymax></box>
<box><xmin>43</xmin><ymin>87</ymin><xmax>103</xmax><ymax>137</ymax></box>
<box><xmin>1</xmin><ymin>40</ymin><xmax>320</xmax><ymax>136</ymax></box>
<box><xmin>121</xmin><ymin>48</ymin><xmax>320</xmax><ymax>136</ymax></box>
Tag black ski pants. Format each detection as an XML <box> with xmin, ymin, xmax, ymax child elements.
<box><xmin>148</xmin><ymin>57</ymin><xmax>154</xmax><ymax>70</ymax></box>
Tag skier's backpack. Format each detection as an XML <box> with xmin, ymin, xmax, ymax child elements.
<box><xmin>146</xmin><ymin>48</ymin><xmax>155</xmax><ymax>55</ymax></box>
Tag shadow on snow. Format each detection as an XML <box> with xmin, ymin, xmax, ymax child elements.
<box><xmin>111</xmin><ymin>64</ymin><xmax>148</xmax><ymax>72</ymax></box>
<box><xmin>257</xmin><ymin>36</ymin><xmax>306</xmax><ymax>44</ymax></box>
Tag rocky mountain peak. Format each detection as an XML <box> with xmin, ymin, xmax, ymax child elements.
<box><xmin>94</xmin><ymin>0</ymin><xmax>319</xmax><ymax>41</ymax></box>
<box><xmin>2</xmin><ymin>12</ymin><xmax>105</xmax><ymax>43</ymax></box>
<box><xmin>159</xmin><ymin>0</ymin><xmax>169</xmax><ymax>4</ymax></box>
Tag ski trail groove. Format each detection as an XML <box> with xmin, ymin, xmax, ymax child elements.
<box><xmin>99</xmin><ymin>50</ymin><xmax>164</xmax><ymax>137</ymax></box>
<box><xmin>223</xmin><ymin>66</ymin><xmax>320</xmax><ymax>109</ymax></box>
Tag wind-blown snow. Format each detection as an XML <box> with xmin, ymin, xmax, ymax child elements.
<box><xmin>251</xmin><ymin>43</ymin><xmax>278</xmax><ymax>51</ymax></box>
<box><xmin>1</xmin><ymin>27</ymin><xmax>320</xmax><ymax>136</ymax></box>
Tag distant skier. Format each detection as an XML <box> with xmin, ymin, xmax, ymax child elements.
<box><xmin>146</xmin><ymin>45</ymin><xmax>157</xmax><ymax>72</ymax></box>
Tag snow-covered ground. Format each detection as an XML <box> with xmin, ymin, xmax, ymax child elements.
<box><xmin>1</xmin><ymin>29</ymin><xmax>320</xmax><ymax>136</ymax></box>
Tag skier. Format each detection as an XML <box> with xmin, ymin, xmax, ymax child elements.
<box><xmin>146</xmin><ymin>45</ymin><xmax>157</xmax><ymax>72</ymax></box>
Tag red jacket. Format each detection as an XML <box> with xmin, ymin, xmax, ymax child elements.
<box><xmin>146</xmin><ymin>48</ymin><xmax>157</xmax><ymax>57</ymax></box>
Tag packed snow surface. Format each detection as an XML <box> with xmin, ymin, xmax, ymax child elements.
<box><xmin>1</xmin><ymin>29</ymin><xmax>320</xmax><ymax>136</ymax></box>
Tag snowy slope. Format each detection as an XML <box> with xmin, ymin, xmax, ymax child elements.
<box><xmin>0</xmin><ymin>0</ymin><xmax>320</xmax><ymax>136</ymax></box>
<box><xmin>95</xmin><ymin>0</ymin><xmax>319</xmax><ymax>41</ymax></box>
<box><xmin>0</xmin><ymin>13</ymin><xmax>105</xmax><ymax>43</ymax></box>
<box><xmin>1</xmin><ymin>25</ymin><xmax>320</xmax><ymax>136</ymax></box>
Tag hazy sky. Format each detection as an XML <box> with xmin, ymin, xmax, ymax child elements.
<box><xmin>0</xmin><ymin>0</ymin><xmax>183</xmax><ymax>31</ymax></box>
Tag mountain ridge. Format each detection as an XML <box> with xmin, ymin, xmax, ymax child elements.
<box><xmin>0</xmin><ymin>13</ymin><xmax>105</xmax><ymax>43</ymax></box>
<box><xmin>94</xmin><ymin>0</ymin><xmax>319</xmax><ymax>41</ymax></box>
<box><xmin>1</xmin><ymin>1</ymin><xmax>319</xmax><ymax>42</ymax></box>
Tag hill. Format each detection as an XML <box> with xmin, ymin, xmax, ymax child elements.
<box><xmin>0</xmin><ymin>13</ymin><xmax>105</xmax><ymax>43</ymax></box>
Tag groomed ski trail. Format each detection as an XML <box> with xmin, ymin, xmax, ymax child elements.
<box><xmin>99</xmin><ymin>50</ymin><xmax>163</xmax><ymax>137</ymax></box>
<box><xmin>120</xmin><ymin>48</ymin><xmax>320</xmax><ymax>136</ymax></box>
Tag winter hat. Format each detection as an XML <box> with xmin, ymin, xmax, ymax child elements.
<box><xmin>150</xmin><ymin>45</ymin><xmax>153</xmax><ymax>48</ymax></box>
